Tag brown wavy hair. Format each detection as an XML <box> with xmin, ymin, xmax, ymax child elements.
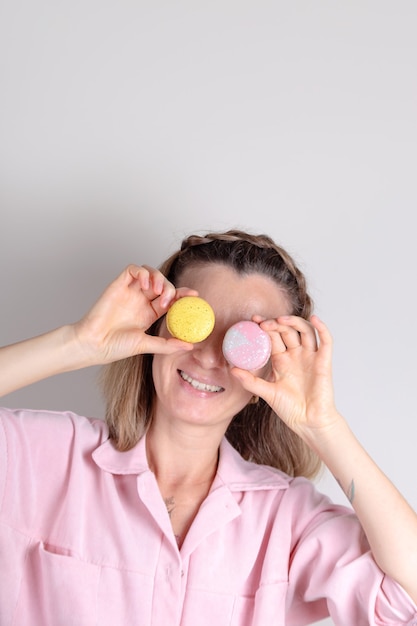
<box><xmin>101</xmin><ymin>229</ymin><xmax>322</xmax><ymax>479</ymax></box>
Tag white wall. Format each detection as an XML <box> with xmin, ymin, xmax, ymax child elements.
<box><xmin>1</xmin><ymin>3</ymin><xmax>416</xmax><ymax>624</ymax></box>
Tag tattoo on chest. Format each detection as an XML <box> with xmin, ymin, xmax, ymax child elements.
<box><xmin>164</xmin><ymin>496</ymin><xmax>176</xmax><ymax>517</ymax></box>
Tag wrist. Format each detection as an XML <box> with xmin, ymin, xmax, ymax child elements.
<box><xmin>64</xmin><ymin>322</ymin><xmax>105</xmax><ymax>369</ymax></box>
<box><xmin>298</xmin><ymin>413</ymin><xmax>352</xmax><ymax>456</ymax></box>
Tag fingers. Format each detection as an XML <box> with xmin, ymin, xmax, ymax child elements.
<box><xmin>310</xmin><ymin>314</ymin><xmax>333</xmax><ymax>346</ymax></box>
<box><xmin>231</xmin><ymin>315</ymin><xmax>334</xmax><ymax>419</ymax></box>
<box><xmin>127</xmin><ymin>265</ymin><xmax>175</xmax><ymax>306</ymax></box>
<box><xmin>126</xmin><ymin>265</ymin><xmax>197</xmax><ymax>310</ymax></box>
<box><xmin>260</xmin><ymin>315</ymin><xmax>324</xmax><ymax>353</ymax></box>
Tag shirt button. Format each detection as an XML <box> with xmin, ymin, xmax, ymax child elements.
<box><xmin>181</xmin><ymin>570</ymin><xmax>184</xmax><ymax>577</ymax></box>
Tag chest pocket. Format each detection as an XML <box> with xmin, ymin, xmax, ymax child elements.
<box><xmin>181</xmin><ymin>581</ymin><xmax>288</xmax><ymax>626</ymax></box>
<box><xmin>13</xmin><ymin>541</ymin><xmax>100</xmax><ymax>626</ymax></box>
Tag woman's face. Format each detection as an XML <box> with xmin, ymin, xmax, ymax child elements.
<box><xmin>152</xmin><ymin>263</ymin><xmax>291</xmax><ymax>434</ymax></box>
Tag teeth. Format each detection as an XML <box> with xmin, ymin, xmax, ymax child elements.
<box><xmin>180</xmin><ymin>371</ymin><xmax>223</xmax><ymax>393</ymax></box>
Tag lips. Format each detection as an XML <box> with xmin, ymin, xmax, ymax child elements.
<box><xmin>179</xmin><ymin>370</ymin><xmax>224</xmax><ymax>393</ymax></box>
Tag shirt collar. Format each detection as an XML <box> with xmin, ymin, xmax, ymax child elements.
<box><xmin>92</xmin><ymin>434</ymin><xmax>149</xmax><ymax>475</ymax></box>
<box><xmin>92</xmin><ymin>433</ymin><xmax>290</xmax><ymax>492</ymax></box>
<box><xmin>215</xmin><ymin>437</ymin><xmax>290</xmax><ymax>492</ymax></box>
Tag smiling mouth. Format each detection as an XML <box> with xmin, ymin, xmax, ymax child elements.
<box><xmin>179</xmin><ymin>370</ymin><xmax>224</xmax><ymax>393</ymax></box>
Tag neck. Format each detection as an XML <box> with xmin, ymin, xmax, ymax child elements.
<box><xmin>146</xmin><ymin>419</ymin><xmax>221</xmax><ymax>489</ymax></box>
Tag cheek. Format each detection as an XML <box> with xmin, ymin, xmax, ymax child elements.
<box><xmin>151</xmin><ymin>354</ymin><xmax>169</xmax><ymax>397</ymax></box>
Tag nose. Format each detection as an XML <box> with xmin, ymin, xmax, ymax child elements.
<box><xmin>192</xmin><ymin>327</ymin><xmax>227</xmax><ymax>368</ymax></box>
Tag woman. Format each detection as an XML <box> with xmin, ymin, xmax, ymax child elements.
<box><xmin>0</xmin><ymin>229</ymin><xmax>416</xmax><ymax>625</ymax></box>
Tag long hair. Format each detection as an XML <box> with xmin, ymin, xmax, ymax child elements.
<box><xmin>101</xmin><ymin>229</ymin><xmax>322</xmax><ymax>479</ymax></box>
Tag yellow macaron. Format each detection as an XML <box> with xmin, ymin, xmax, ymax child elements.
<box><xmin>166</xmin><ymin>296</ymin><xmax>215</xmax><ymax>343</ymax></box>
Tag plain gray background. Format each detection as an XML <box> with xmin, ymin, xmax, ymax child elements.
<box><xmin>1</xmin><ymin>3</ymin><xmax>416</xmax><ymax>624</ymax></box>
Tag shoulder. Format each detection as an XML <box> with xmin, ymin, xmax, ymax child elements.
<box><xmin>219</xmin><ymin>437</ymin><xmax>297</xmax><ymax>491</ymax></box>
<box><xmin>0</xmin><ymin>408</ymin><xmax>110</xmax><ymax>514</ymax></box>
<box><xmin>0</xmin><ymin>406</ymin><xmax>109</xmax><ymax>450</ymax></box>
<box><xmin>220</xmin><ymin>438</ymin><xmax>352</xmax><ymax>518</ymax></box>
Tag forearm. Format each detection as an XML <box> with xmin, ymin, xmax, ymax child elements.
<box><xmin>306</xmin><ymin>416</ymin><xmax>417</xmax><ymax>603</ymax></box>
<box><xmin>0</xmin><ymin>265</ymin><xmax>192</xmax><ymax>399</ymax></box>
<box><xmin>0</xmin><ymin>325</ymin><xmax>93</xmax><ymax>397</ymax></box>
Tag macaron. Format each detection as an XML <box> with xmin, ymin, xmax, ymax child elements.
<box><xmin>166</xmin><ymin>296</ymin><xmax>215</xmax><ymax>343</ymax></box>
<box><xmin>222</xmin><ymin>320</ymin><xmax>271</xmax><ymax>370</ymax></box>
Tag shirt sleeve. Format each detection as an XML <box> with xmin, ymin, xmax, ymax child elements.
<box><xmin>0</xmin><ymin>410</ymin><xmax>7</xmax><ymax>509</ymax></box>
<box><xmin>0</xmin><ymin>406</ymin><xmax>108</xmax><ymax>524</ymax></box>
<box><xmin>284</xmin><ymin>477</ymin><xmax>417</xmax><ymax>626</ymax></box>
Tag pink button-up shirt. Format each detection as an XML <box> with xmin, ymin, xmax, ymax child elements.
<box><xmin>1</xmin><ymin>407</ymin><xmax>416</xmax><ymax>626</ymax></box>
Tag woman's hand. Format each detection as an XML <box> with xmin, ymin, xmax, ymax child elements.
<box><xmin>72</xmin><ymin>265</ymin><xmax>196</xmax><ymax>365</ymax></box>
<box><xmin>233</xmin><ymin>316</ymin><xmax>417</xmax><ymax>604</ymax></box>
<box><xmin>231</xmin><ymin>315</ymin><xmax>340</xmax><ymax>439</ymax></box>
<box><xmin>0</xmin><ymin>265</ymin><xmax>196</xmax><ymax>397</ymax></box>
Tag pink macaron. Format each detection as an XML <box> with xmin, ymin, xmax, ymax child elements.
<box><xmin>222</xmin><ymin>320</ymin><xmax>271</xmax><ymax>370</ymax></box>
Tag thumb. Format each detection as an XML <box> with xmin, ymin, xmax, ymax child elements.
<box><xmin>141</xmin><ymin>335</ymin><xmax>194</xmax><ymax>356</ymax></box>
<box><xmin>231</xmin><ymin>368</ymin><xmax>272</xmax><ymax>400</ymax></box>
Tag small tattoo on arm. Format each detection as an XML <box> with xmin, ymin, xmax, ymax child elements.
<box><xmin>164</xmin><ymin>496</ymin><xmax>175</xmax><ymax>517</ymax></box>
<box><xmin>336</xmin><ymin>478</ymin><xmax>355</xmax><ymax>504</ymax></box>
<box><xmin>346</xmin><ymin>480</ymin><xmax>355</xmax><ymax>503</ymax></box>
